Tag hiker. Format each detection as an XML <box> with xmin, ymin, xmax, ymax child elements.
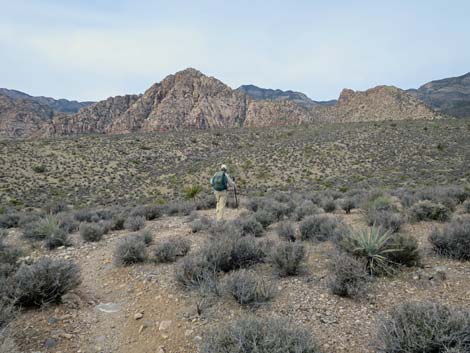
<box><xmin>210</xmin><ymin>164</ymin><xmax>236</xmax><ymax>221</ymax></box>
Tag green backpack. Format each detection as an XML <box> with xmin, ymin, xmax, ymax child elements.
<box><xmin>211</xmin><ymin>171</ymin><xmax>227</xmax><ymax>191</ymax></box>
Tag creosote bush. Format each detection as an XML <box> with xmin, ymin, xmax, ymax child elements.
<box><xmin>328</xmin><ymin>254</ymin><xmax>369</xmax><ymax>298</ymax></box>
<box><xmin>300</xmin><ymin>215</ymin><xmax>346</xmax><ymax>242</ymax></box>
<box><xmin>429</xmin><ymin>219</ymin><xmax>470</xmax><ymax>260</ymax></box>
<box><xmin>153</xmin><ymin>237</ymin><xmax>191</xmax><ymax>263</ymax></box>
<box><xmin>202</xmin><ymin>316</ymin><xmax>320</xmax><ymax>353</ymax></box>
<box><xmin>124</xmin><ymin>215</ymin><xmax>146</xmax><ymax>231</ymax></box>
<box><xmin>376</xmin><ymin>302</ymin><xmax>470</xmax><ymax>353</ymax></box>
<box><xmin>12</xmin><ymin>258</ymin><xmax>81</xmax><ymax>307</ymax></box>
<box><xmin>225</xmin><ymin>270</ymin><xmax>275</xmax><ymax>306</ymax></box>
<box><xmin>409</xmin><ymin>200</ymin><xmax>451</xmax><ymax>222</ymax></box>
<box><xmin>114</xmin><ymin>236</ymin><xmax>147</xmax><ymax>265</ymax></box>
<box><xmin>271</xmin><ymin>242</ymin><xmax>306</xmax><ymax>276</ymax></box>
<box><xmin>276</xmin><ymin>221</ymin><xmax>296</xmax><ymax>242</ymax></box>
<box><xmin>79</xmin><ymin>222</ymin><xmax>107</xmax><ymax>242</ymax></box>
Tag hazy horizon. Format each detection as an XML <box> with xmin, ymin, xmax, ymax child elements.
<box><xmin>1</xmin><ymin>0</ymin><xmax>469</xmax><ymax>101</ymax></box>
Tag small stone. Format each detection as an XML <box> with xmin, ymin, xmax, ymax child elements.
<box><xmin>159</xmin><ymin>320</ymin><xmax>172</xmax><ymax>331</ymax></box>
<box><xmin>60</xmin><ymin>333</ymin><xmax>74</xmax><ymax>339</ymax></box>
<box><xmin>194</xmin><ymin>335</ymin><xmax>202</xmax><ymax>341</ymax></box>
<box><xmin>184</xmin><ymin>329</ymin><xmax>194</xmax><ymax>337</ymax></box>
<box><xmin>47</xmin><ymin>317</ymin><xmax>58</xmax><ymax>325</ymax></box>
<box><xmin>134</xmin><ymin>312</ymin><xmax>144</xmax><ymax>320</ymax></box>
<box><xmin>44</xmin><ymin>338</ymin><xmax>57</xmax><ymax>348</ymax></box>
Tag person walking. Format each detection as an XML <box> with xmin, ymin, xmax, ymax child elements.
<box><xmin>210</xmin><ymin>164</ymin><xmax>236</xmax><ymax>221</ymax></box>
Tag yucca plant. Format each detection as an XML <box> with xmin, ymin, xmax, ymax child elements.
<box><xmin>184</xmin><ymin>185</ymin><xmax>203</xmax><ymax>201</ymax></box>
<box><xmin>341</xmin><ymin>225</ymin><xmax>400</xmax><ymax>276</ymax></box>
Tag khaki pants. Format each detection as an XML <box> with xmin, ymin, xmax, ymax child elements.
<box><xmin>215</xmin><ymin>190</ymin><xmax>228</xmax><ymax>221</ymax></box>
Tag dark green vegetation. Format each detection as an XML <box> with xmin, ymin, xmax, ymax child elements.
<box><xmin>0</xmin><ymin>119</ymin><xmax>469</xmax><ymax>208</ymax></box>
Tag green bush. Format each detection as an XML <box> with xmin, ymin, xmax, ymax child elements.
<box><xmin>202</xmin><ymin>316</ymin><xmax>320</xmax><ymax>353</ymax></box>
<box><xmin>429</xmin><ymin>219</ymin><xmax>470</xmax><ymax>260</ymax></box>
<box><xmin>340</xmin><ymin>226</ymin><xmax>403</xmax><ymax>276</ymax></box>
<box><xmin>409</xmin><ymin>200</ymin><xmax>451</xmax><ymax>222</ymax></box>
<box><xmin>376</xmin><ymin>302</ymin><xmax>470</xmax><ymax>353</ymax></box>
<box><xmin>271</xmin><ymin>242</ymin><xmax>306</xmax><ymax>276</ymax></box>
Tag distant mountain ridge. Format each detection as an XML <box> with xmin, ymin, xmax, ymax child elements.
<box><xmin>0</xmin><ymin>68</ymin><xmax>450</xmax><ymax>138</ymax></box>
<box><xmin>236</xmin><ymin>84</ymin><xmax>336</xmax><ymax>109</ymax></box>
<box><xmin>406</xmin><ymin>72</ymin><xmax>470</xmax><ymax>118</ymax></box>
<box><xmin>0</xmin><ymin>88</ymin><xmax>94</xmax><ymax>114</ymax></box>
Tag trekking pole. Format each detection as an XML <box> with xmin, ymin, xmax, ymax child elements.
<box><xmin>233</xmin><ymin>177</ymin><xmax>239</xmax><ymax>208</ymax></box>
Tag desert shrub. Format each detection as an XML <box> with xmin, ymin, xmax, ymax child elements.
<box><xmin>300</xmin><ymin>215</ymin><xmax>346</xmax><ymax>242</ymax></box>
<box><xmin>74</xmin><ymin>208</ymin><xmax>111</xmax><ymax>223</ymax></box>
<box><xmin>133</xmin><ymin>230</ymin><xmax>153</xmax><ymax>245</ymax></box>
<box><xmin>376</xmin><ymin>302</ymin><xmax>470</xmax><ymax>353</ymax></box>
<box><xmin>225</xmin><ymin>270</ymin><xmax>274</xmax><ymax>306</ymax></box>
<box><xmin>130</xmin><ymin>205</ymin><xmax>161</xmax><ymax>220</ymax></box>
<box><xmin>293</xmin><ymin>200</ymin><xmax>322</xmax><ymax>221</ymax></box>
<box><xmin>245</xmin><ymin>197</ymin><xmax>263</xmax><ymax>212</ymax></box>
<box><xmin>153</xmin><ymin>237</ymin><xmax>191</xmax><ymax>263</ymax></box>
<box><xmin>386</xmin><ymin>233</ymin><xmax>420</xmax><ymax>267</ymax></box>
<box><xmin>44</xmin><ymin>228</ymin><xmax>70</xmax><ymax>250</ymax></box>
<box><xmin>322</xmin><ymin>198</ymin><xmax>336</xmax><ymax>213</ymax></box>
<box><xmin>409</xmin><ymin>200</ymin><xmax>451</xmax><ymax>222</ymax></box>
<box><xmin>174</xmin><ymin>255</ymin><xmax>218</xmax><ymax>292</ymax></box>
<box><xmin>429</xmin><ymin>219</ymin><xmax>470</xmax><ymax>260</ymax></box>
<box><xmin>202</xmin><ymin>316</ymin><xmax>320</xmax><ymax>353</ymax></box>
<box><xmin>0</xmin><ymin>297</ymin><xmax>15</xmax><ymax>330</ymax></box>
<box><xmin>236</xmin><ymin>216</ymin><xmax>264</xmax><ymax>237</ymax></box>
<box><xmin>254</xmin><ymin>209</ymin><xmax>276</xmax><ymax>229</ymax></box>
<box><xmin>114</xmin><ymin>236</ymin><xmax>147</xmax><ymax>265</ymax></box>
<box><xmin>276</xmin><ymin>221</ymin><xmax>296</xmax><ymax>242</ymax></box>
<box><xmin>0</xmin><ymin>213</ymin><xmax>19</xmax><ymax>229</ymax></box>
<box><xmin>110</xmin><ymin>212</ymin><xmax>127</xmax><ymax>230</ymax></box>
<box><xmin>44</xmin><ymin>200</ymin><xmax>69</xmax><ymax>214</ymax></box>
<box><xmin>367</xmin><ymin>210</ymin><xmax>403</xmax><ymax>233</ymax></box>
<box><xmin>56</xmin><ymin>213</ymin><xmax>79</xmax><ymax>233</ymax></box>
<box><xmin>79</xmin><ymin>222</ymin><xmax>106</xmax><ymax>242</ymax></box>
<box><xmin>414</xmin><ymin>185</ymin><xmax>469</xmax><ymax>211</ymax></box>
<box><xmin>165</xmin><ymin>201</ymin><xmax>194</xmax><ymax>216</ymax></box>
<box><xmin>328</xmin><ymin>254</ymin><xmax>369</xmax><ymax>298</ymax></box>
<box><xmin>340</xmin><ymin>226</ymin><xmax>418</xmax><ymax>275</ymax></box>
<box><xmin>271</xmin><ymin>242</ymin><xmax>306</xmax><ymax>276</ymax></box>
<box><xmin>190</xmin><ymin>216</ymin><xmax>212</xmax><ymax>233</ymax></box>
<box><xmin>340</xmin><ymin>197</ymin><xmax>357</xmax><ymax>214</ymax></box>
<box><xmin>23</xmin><ymin>215</ymin><xmax>62</xmax><ymax>241</ymax></box>
<box><xmin>32</xmin><ymin>164</ymin><xmax>46</xmax><ymax>173</ymax></box>
<box><xmin>124</xmin><ymin>215</ymin><xmax>146</xmax><ymax>231</ymax></box>
<box><xmin>12</xmin><ymin>258</ymin><xmax>81</xmax><ymax>307</ymax></box>
<box><xmin>0</xmin><ymin>233</ymin><xmax>20</xmax><ymax>269</ymax></box>
<box><xmin>462</xmin><ymin>200</ymin><xmax>470</xmax><ymax>213</ymax></box>
<box><xmin>195</xmin><ymin>194</ymin><xmax>217</xmax><ymax>210</ymax></box>
<box><xmin>183</xmin><ymin>184</ymin><xmax>203</xmax><ymax>200</ymax></box>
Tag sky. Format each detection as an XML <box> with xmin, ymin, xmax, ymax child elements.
<box><xmin>0</xmin><ymin>0</ymin><xmax>469</xmax><ymax>102</ymax></box>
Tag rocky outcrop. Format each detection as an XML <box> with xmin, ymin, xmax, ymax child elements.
<box><xmin>407</xmin><ymin>72</ymin><xmax>470</xmax><ymax>118</ymax></box>
<box><xmin>111</xmin><ymin>68</ymin><xmax>249</xmax><ymax>133</ymax></box>
<box><xmin>313</xmin><ymin>86</ymin><xmax>441</xmax><ymax>123</ymax></box>
<box><xmin>237</xmin><ymin>84</ymin><xmax>336</xmax><ymax>109</ymax></box>
<box><xmin>0</xmin><ymin>88</ymin><xmax>94</xmax><ymax>114</ymax></box>
<box><xmin>0</xmin><ymin>68</ymin><xmax>445</xmax><ymax>138</ymax></box>
<box><xmin>0</xmin><ymin>94</ymin><xmax>57</xmax><ymax>138</ymax></box>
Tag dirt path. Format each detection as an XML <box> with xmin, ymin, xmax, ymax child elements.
<box><xmin>10</xmin><ymin>209</ymin><xmax>470</xmax><ymax>353</ymax></box>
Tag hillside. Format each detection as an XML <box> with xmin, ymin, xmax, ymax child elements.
<box><xmin>0</xmin><ymin>88</ymin><xmax>94</xmax><ymax>114</ymax></box>
<box><xmin>407</xmin><ymin>72</ymin><xmax>470</xmax><ymax>118</ymax></box>
<box><xmin>0</xmin><ymin>68</ymin><xmax>444</xmax><ymax>138</ymax></box>
<box><xmin>237</xmin><ymin>84</ymin><xmax>336</xmax><ymax>108</ymax></box>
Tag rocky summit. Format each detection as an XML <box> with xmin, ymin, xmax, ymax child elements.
<box><xmin>0</xmin><ymin>68</ymin><xmax>446</xmax><ymax>138</ymax></box>
<box><xmin>407</xmin><ymin>72</ymin><xmax>470</xmax><ymax>118</ymax></box>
